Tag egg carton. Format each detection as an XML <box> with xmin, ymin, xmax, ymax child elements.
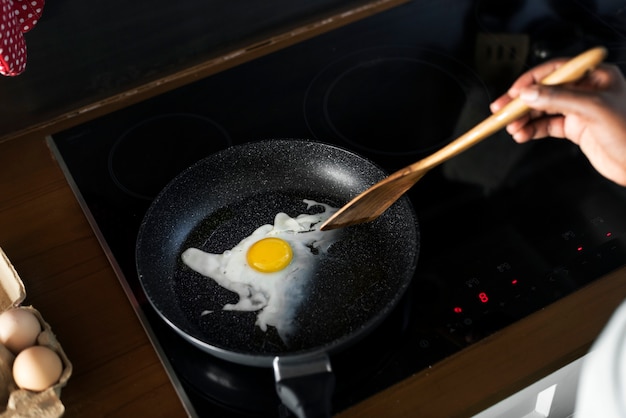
<box><xmin>0</xmin><ymin>248</ymin><xmax>72</xmax><ymax>417</ymax></box>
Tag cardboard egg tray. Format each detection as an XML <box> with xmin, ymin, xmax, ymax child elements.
<box><xmin>0</xmin><ymin>248</ymin><xmax>72</xmax><ymax>417</ymax></box>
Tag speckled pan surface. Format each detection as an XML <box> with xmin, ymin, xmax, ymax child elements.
<box><xmin>136</xmin><ymin>139</ymin><xmax>419</xmax><ymax>366</ymax></box>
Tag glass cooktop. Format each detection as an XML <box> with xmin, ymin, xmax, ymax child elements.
<box><xmin>48</xmin><ymin>0</ymin><xmax>626</xmax><ymax>416</ymax></box>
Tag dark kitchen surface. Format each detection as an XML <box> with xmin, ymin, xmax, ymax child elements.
<box><xmin>0</xmin><ymin>0</ymin><xmax>404</xmax><ymax>137</ymax></box>
<box><xmin>48</xmin><ymin>0</ymin><xmax>626</xmax><ymax>416</ymax></box>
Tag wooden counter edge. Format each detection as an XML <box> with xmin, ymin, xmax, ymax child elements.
<box><xmin>0</xmin><ymin>0</ymin><xmax>409</xmax><ymax>147</ymax></box>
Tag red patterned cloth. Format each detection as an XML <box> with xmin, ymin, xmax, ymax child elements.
<box><xmin>0</xmin><ymin>0</ymin><xmax>44</xmax><ymax>76</ymax></box>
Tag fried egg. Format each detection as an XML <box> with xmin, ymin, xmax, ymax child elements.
<box><xmin>181</xmin><ymin>199</ymin><xmax>340</xmax><ymax>342</ymax></box>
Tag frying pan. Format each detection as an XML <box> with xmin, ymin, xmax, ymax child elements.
<box><xmin>136</xmin><ymin>139</ymin><xmax>419</xmax><ymax>417</ymax></box>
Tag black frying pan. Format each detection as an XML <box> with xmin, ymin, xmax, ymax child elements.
<box><xmin>136</xmin><ymin>139</ymin><xmax>419</xmax><ymax>417</ymax></box>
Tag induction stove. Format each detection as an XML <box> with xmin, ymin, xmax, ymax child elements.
<box><xmin>47</xmin><ymin>0</ymin><xmax>626</xmax><ymax>416</ymax></box>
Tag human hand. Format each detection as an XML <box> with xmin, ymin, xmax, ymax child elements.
<box><xmin>490</xmin><ymin>59</ymin><xmax>626</xmax><ymax>186</ymax></box>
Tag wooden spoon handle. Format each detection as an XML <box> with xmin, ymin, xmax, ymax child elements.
<box><xmin>407</xmin><ymin>46</ymin><xmax>608</xmax><ymax>174</ymax></box>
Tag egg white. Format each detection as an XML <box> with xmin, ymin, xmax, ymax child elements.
<box><xmin>181</xmin><ymin>199</ymin><xmax>340</xmax><ymax>342</ymax></box>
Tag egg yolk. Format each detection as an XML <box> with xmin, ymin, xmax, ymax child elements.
<box><xmin>246</xmin><ymin>237</ymin><xmax>293</xmax><ymax>273</ymax></box>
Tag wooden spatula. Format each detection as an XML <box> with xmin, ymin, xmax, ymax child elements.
<box><xmin>320</xmin><ymin>46</ymin><xmax>608</xmax><ymax>231</ymax></box>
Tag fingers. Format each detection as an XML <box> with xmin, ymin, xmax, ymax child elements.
<box><xmin>574</xmin><ymin>63</ymin><xmax>623</xmax><ymax>91</ymax></box>
<box><xmin>518</xmin><ymin>84</ymin><xmax>601</xmax><ymax>116</ymax></box>
<box><xmin>489</xmin><ymin>94</ymin><xmax>511</xmax><ymax>113</ymax></box>
<box><xmin>490</xmin><ymin>62</ymin><xmax>619</xmax><ymax>113</ymax></box>
<box><xmin>507</xmin><ymin>115</ymin><xmax>567</xmax><ymax>143</ymax></box>
<box><xmin>507</xmin><ymin>59</ymin><xmax>570</xmax><ymax>97</ymax></box>
<box><xmin>493</xmin><ymin>84</ymin><xmax>575</xmax><ymax>143</ymax></box>
<box><xmin>489</xmin><ymin>59</ymin><xmax>578</xmax><ymax>112</ymax></box>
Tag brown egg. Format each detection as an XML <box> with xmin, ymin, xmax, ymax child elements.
<box><xmin>0</xmin><ymin>308</ymin><xmax>41</xmax><ymax>353</ymax></box>
<box><xmin>12</xmin><ymin>345</ymin><xmax>63</xmax><ymax>392</ymax></box>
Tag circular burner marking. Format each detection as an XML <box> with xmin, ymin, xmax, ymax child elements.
<box><xmin>108</xmin><ymin>113</ymin><xmax>231</xmax><ymax>200</ymax></box>
<box><xmin>304</xmin><ymin>47</ymin><xmax>490</xmax><ymax>158</ymax></box>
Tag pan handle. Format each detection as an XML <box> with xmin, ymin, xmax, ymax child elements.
<box><xmin>273</xmin><ymin>354</ymin><xmax>335</xmax><ymax>418</ymax></box>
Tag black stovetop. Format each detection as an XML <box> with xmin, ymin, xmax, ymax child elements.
<box><xmin>48</xmin><ymin>0</ymin><xmax>626</xmax><ymax>416</ymax></box>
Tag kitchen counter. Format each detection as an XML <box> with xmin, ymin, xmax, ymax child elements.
<box><xmin>0</xmin><ymin>132</ymin><xmax>187</xmax><ymax>416</ymax></box>
<box><xmin>1</xmin><ymin>128</ymin><xmax>626</xmax><ymax>417</ymax></box>
<box><xmin>2</xmin><ymin>0</ymin><xmax>626</xmax><ymax>415</ymax></box>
